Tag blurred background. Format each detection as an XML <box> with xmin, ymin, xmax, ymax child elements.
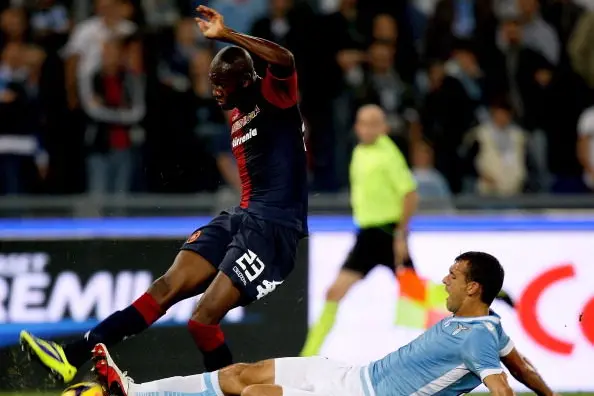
<box><xmin>0</xmin><ymin>0</ymin><xmax>594</xmax><ymax>393</ymax></box>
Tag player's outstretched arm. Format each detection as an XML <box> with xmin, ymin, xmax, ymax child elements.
<box><xmin>483</xmin><ymin>373</ymin><xmax>516</xmax><ymax>396</ymax></box>
<box><xmin>195</xmin><ymin>5</ymin><xmax>294</xmax><ymax>71</ymax></box>
<box><xmin>501</xmin><ymin>348</ymin><xmax>558</xmax><ymax>396</ymax></box>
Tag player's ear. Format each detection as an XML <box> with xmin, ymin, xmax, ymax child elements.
<box><xmin>242</xmin><ymin>72</ymin><xmax>255</xmax><ymax>87</ymax></box>
<box><xmin>466</xmin><ymin>281</ymin><xmax>480</xmax><ymax>298</ymax></box>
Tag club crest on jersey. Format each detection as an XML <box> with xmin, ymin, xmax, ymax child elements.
<box><xmin>452</xmin><ymin>323</ymin><xmax>470</xmax><ymax>335</ymax></box>
<box><xmin>232</xmin><ymin>128</ymin><xmax>258</xmax><ymax>148</ymax></box>
<box><xmin>231</xmin><ymin>105</ymin><xmax>261</xmax><ymax>134</ymax></box>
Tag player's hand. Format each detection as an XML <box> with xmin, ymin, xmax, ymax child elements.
<box><xmin>195</xmin><ymin>5</ymin><xmax>226</xmax><ymax>39</ymax></box>
<box><xmin>393</xmin><ymin>233</ymin><xmax>409</xmax><ymax>270</ymax></box>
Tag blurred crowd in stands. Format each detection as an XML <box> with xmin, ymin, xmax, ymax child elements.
<box><xmin>2</xmin><ymin>0</ymin><xmax>594</xmax><ymax>197</ymax></box>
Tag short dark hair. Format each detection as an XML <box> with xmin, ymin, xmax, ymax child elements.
<box><xmin>211</xmin><ymin>46</ymin><xmax>255</xmax><ymax>80</ymax></box>
<box><xmin>455</xmin><ymin>251</ymin><xmax>504</xmax><ymax>305</ymax></box>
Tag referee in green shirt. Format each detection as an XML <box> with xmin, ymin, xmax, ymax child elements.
<box><xmin>300</xmin><ymin>104</ymin><xmax>419</xmax><ymax>357</ymax></box>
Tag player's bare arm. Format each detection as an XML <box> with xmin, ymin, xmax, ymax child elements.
<box><xmin>501</xmin><ymin>348</ymin><xmax>559</xmax><ymax>396</ymax></box>
<box><xmin>195</xmin><ymin>5</ymin><xmax>294</xmax><ymax>71</ymax></box>
<box><xmin>394</xmin><ymin>189</ymin><xmax>418</xmax><ymax>268</ymax></box>
<box><xmin>483</xmin><ymin>373</ymin><xmax>515</xmax><ymax>396</ymax></box>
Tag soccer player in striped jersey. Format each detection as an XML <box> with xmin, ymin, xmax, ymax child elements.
<box><xmin>20</xmin><ymin>5</ymin><xmax>307</xmax><ymax>382</ymax></box>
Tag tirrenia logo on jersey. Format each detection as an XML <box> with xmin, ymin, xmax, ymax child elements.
<box><xmin>232</xmin><ymin>128</ymin><xmax>258</xmax><ymax>149</ymax></box>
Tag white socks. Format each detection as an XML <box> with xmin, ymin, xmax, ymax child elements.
<box><xmin>129</xmin><ymin>371</ymin><xmax>223</xmax><ymax>396</ymax></box>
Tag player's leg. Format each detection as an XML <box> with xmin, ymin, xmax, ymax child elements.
<box><xmin>20</xmin><ymin>215</ymin><xmax>232</xmax><ymax>382</ymax></box>
<box><xmin>92</xmin><ymin>343</ymin><xmax>223</xmax><ymax>396</ymax></box>
<box><xmin>299</xmin><ymin>269</ymin><xmax>362</xmax><ymax>356</ymax></box>
<box><xmin>188</xmin><ymin>271</ymin><xmax>242</xmax><ymax>371</ymax></box>
<box><xmin>188</xmin><ymin>212</ymin><xmax>300</xmax><ymax>371</ymax></box>
<box><xmin>219</xmin><ymin>357</ymin><xmax>328</xmax><ymax>396</ymax></box>
<box><xmin>300</xmin><ymin>228</ymin><xmax>380</xmax><ymax>356</ymax></box>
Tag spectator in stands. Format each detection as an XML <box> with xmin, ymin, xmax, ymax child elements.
<box><xmin>141</xmin><ymin>0</ymin><xmax>180</xmax><ymax>29</ymax></box>
<box><xmin>569</xmin><ymin>10</ymin><xmax>594</xmax><ymax>89</ymax></box>
<box><xmin>63</xmin><ymin>0</ymin><xmax>136</xmax><ymax>110</ymax></box>
<box><xmin>370</xmin><ymin>13</ymin><xmax>417</xmax><ymax>84</ymax></box>
<box><xmin>421</xmin><ymin>40</ymin><xmax>485</xmax><ymax>193</ymax></box>
<box><xmin>466</xmin><ymin>99</ymin><xmax>527</xmax><ymax>196</ymax></box>
<box><xmin>541</xmin><ymin>0</ymin><xmax>583</xmax><ymax>66</ymax></box>
<box><xmin>30</xmin><ymin>0</ymin><xmax>70</xmax><ymax>51</ymax></box>
<box><xmin>411</xmin><ymin>139</ymin><xmax>452</xmax><ymax>200</ymax></box>
<box><xmin>79</xmin><ymin>37</ymin><xmax>146</xmax><ymax>195</ymax></box>
<box><xmin>423</xmin><ymin>0</ymin><xmax>498</xmax><ymax>67</ymax></box>
<box><xmin>511</xmin><ymin>0</ymin><xmax>560</xmax><ymax>66</ymax></box>
<box><xmin>189</xmin><ymin>49</ymin><xmax>239</xmax><ymax>191</ymax></box>
<box><xmin>353</xmin><ymin>41</ymin><xmax>417</xmax><ymax>138</ymax></box>
<box><xmin>209</xmin><ymin>0</ymin><xmax>267</xmax><ymax>49</ymax></box>
<box><xmin>0</xmin><ymin>7</ymin><xmax>28</xmax><ymax>49</ymax></box>
<box><xmin>0</xmin><ymin>42</ymin><xmax>48</xmax><ymax>194</ymax></box>
<box><xmin>576</xmin><ymin>105</ymin><xmax>594</xmax><ymax>192</ymax></box>
<box><xmin>158</xmin><ymin>17</ymin><xmax>199</xmax><ymax>93</ymax></box>
<box><xmin>496</xmin><ymin>18</ymin><xmax>550</xmax><ymax>122</ymax></box>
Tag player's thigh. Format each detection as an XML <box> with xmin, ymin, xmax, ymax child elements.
<box><xmin>149</xmin><ymin>213</ymin><xmax>236</xmax><ymax>309</ymax></box>
<box><xmin>181</xmin><ymin>211</ymin><xmax>237</xmax><ymax>269</ymax></box>
<box><xmin>219</xmin><ymin>215</ymin><xmax>300</xmax><ymax>305</ymax></box>
<box><xmin>148</xmin><ymin>250</ymin><xmax>218</xmax><ymax>309</ymax></box>
<box><xmin>274</xmin><ymin>357</ymin><xmax>361</xmax><ymax>395</ymax></box>
<box><xmin>192</xmin><ymin>271</ymin><xmax>242</xmax><ymax>324</ymax></box>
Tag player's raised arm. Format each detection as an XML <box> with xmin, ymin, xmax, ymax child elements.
<box><xmin>195</xmin><ymin>5</ymin><xmax>298</xmax><ymax>109</ymax></box>
<box><xmin>195</xmin><ymin>5</ymin><xmax>294</xmax><ymax>72</ymax></box>
<box><xmin>501</xmin><ymin>348</ymin><xmax>558</xmax><ymax>396</ymax></box>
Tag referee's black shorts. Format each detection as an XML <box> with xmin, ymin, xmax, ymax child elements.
<box><xmin>342</xmin><ymin>223</ymin><xmax>414</xmax><ymax>277</ymax></box>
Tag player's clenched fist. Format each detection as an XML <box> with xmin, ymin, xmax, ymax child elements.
<box><xmin>195</xmin><ymin>5</ymin><xmax>226</xmax><ymax>39</ymax></box>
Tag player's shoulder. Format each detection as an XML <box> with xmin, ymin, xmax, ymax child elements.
<box><xmin>445</xmin><ymin>315</ymin><xmax>502</xmax><ymax>340</ymax></box>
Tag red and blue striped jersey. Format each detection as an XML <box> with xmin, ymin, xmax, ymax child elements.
<box><xmin>229</xmin><ymin>66</ymin><xmax>308</xmax><ymax>235</ymax></box>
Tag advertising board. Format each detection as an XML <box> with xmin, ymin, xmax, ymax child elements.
<box><xmin>0</xmin><ymin>219</ymin><xmax>308</xmax><ymax>389</ymax></box>
<box><xmin>308</xmin><ymin>217</ymin><xmax>594</xmax><ymax>392</ymax></box>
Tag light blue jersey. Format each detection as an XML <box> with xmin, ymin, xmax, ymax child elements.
<box><xmin>363</xmin><ymin>312</ymin><xmax>514</xmax><ymax>396</ymax></box>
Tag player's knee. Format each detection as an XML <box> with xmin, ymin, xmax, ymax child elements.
<box><xmin>218</xmin><ymin>363</ymin><xmax>250</xmax><ymax>392</ymax></box>
<box><xmin>239</xmin><ymin>360</ymin><xmax>274</xmax><ymax>386</ymax></box>
<box><xmin>240</xmin><ymin>385</ymin><xmax>258</xmax><ymax>396</ymax></box>
<box><xmin>326</xmin><ymin>283</ymin><xmax>348</xmax><ymax>302</ymax></box>
<box><xmin>241</xmin><ymin>385</ymin><xmax>278</xmax><ymax>396</ymax></box>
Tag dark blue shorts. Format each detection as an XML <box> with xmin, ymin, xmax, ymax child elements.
<box><xmin>181</xmin><ymin>207</ymin><xmax>301</xmax><ymax>305</ymax></box>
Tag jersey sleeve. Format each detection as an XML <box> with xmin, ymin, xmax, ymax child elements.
<box><xmin>260</xmin><ymin>66</ymin><xmax>298</xmax><ymax>109</ymax></box>
<box><xmin>498</xmin><ymin>326</ymin><xmax>514</xmax><ymax>357</ymax></box>
<box><xmin>461</xmin><ymin>328</ymin><xmax>504</xmax><ymax>381</ymax></box>
<box><xmin>386</xmin><ymin>142</ymin><xmax>417</xmax><ymax>196</ymax></box>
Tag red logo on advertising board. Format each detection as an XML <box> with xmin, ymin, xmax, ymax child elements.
<box><xmin>517</xmin><ymin>264</ymin><xmax>594</xmax><ymax>355</ymax></box>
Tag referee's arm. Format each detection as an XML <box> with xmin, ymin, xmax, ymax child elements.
<box><xmin>388</xmin><ymin>145</ymin><xmax>419</xmax><ymax>237</ymax></box>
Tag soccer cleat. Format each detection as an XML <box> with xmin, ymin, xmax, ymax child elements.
<box><xmin>20</xmin><ymin>330</ymin><xmax>77</xmax><ymax>383</ymax></box>
<box><xmin>92</xmin><ymin>343</ymin><xmax>134</xmax><ymax>396</ymax></box>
